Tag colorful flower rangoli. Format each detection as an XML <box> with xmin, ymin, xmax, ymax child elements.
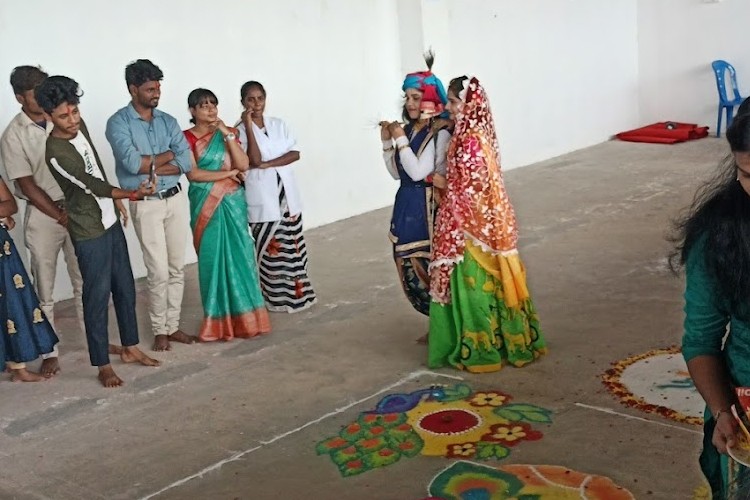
<box><xmin>316</xmin><ymin>384</ymin><xmax>551</xmax><ymax>476</ymax></box>
<box><xmin>601</xmin><ymin>346</ymin><xmax>703</xmax><ymax>426</ymax></box>
<box><xmin>426</xmin><ymin>461</ymin><xmax>635</xmax><ymax>499</ymax></box>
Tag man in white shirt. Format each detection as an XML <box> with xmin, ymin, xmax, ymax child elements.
<box><xmin>0</xmin><ymin>65</ymin><xmax>85</xmax><ymax>378</ymax></box>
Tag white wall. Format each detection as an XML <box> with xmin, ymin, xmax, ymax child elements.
<box><xmin>421</xmin><ymin>0</ymin><xmax>641</xmax><ymax>169</ymax></box>
<box><xmin>637</xmin><ymin>0</ymin><xmax>750</xmax><ymax>129</ymax></box>
<box><xmin>0</xmin><ymin>0</ymin><xmax>645</xmax><ymax>302</ymax></box>
<box><xmin>0</xmin><ymin>0</ymin><xmax>404</xmax><ymax>300</ymax></box>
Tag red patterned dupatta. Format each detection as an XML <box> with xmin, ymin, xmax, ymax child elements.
<box><xmin>430</xmin><ymin>77</ymin><xmax>528</xmax><ymax>306</ymax></box>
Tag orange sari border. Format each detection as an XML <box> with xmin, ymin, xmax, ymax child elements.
<box><xmin>192</xmin><ymin>181</ymin><xmax>238</xmax><ymax>253</ymax></box>
<box><xmin>199</xmin><ymin>308</ymin><xmax>272</xmax><ymax>342</ymax></box>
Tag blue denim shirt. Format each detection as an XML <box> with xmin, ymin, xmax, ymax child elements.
<box><xmin>105</xmin><ymin>103</ymin><xmax>192</xmax><ymax>191</ymax></box>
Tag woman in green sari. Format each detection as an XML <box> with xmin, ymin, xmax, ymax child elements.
<box><xmin>673</xmin><ymin>112</ymin><xmax>750</xmax><ymax>498</ymax></box>
<box><xmin>184</xmin><ymin>88</ymin><xmax>271</xmax><ymax>341</ymax></box>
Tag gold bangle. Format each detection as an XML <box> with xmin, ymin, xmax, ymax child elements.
<box><xmin>397</xmin><ymin>143</ymin><xmax>410</xmax><ymax>152</ymax></box>
<box><xmin>382</xmin><ymin>145</ymin><xmax>394</xmax><ymax>152</ymax></box>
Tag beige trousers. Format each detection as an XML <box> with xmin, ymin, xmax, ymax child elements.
<box><xmin>130</xmin><ymin>187</ymin><xmax>189</xmax><ymax>338</ymax></box>
<box><xmin>6</xmin><ymin>204</ymin><xmax>85</xmax><ymax>369</ymax></box>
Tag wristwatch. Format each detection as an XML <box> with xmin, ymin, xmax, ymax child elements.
<box><xmin>225</xmin><ymin>132</ymin><xmax>237</xmax><ymax>142</ymax></box>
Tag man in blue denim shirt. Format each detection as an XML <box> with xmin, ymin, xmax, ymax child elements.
<box><xmin>105</xmin><ymin>59</ymin><xmax>197</xmax><ymax>352</ymax></box>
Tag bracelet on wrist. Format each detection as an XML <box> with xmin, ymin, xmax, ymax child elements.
<box><xmin>128</xmin><ymin>190</ymin><xmax>139</xmax><ymax>202</ymax></box>
<box><xmin>383</xmin><ymin>145</ymin><xmax>395</xmax><ymax>152</ymax></box>
<box><xmin>397</xmin><ymin>143</ymin><xmax>410</xmax><ymax>152</ymax></box>
<box><xmin>714</xmin><ymin>408</ymin><xmax>730</xmax><ymax>421</ymax></box>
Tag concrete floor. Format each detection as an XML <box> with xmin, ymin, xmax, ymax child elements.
<box><xmin>0</xmin><ymin>137</ymin><xmax>727</xmax><ymax>500</ymax></box>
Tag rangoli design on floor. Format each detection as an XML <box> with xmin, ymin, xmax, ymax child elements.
<box><xmin>601</xmin><ymin>345</ymin><xmax>703</xmax><ymax>426</ymax></box>
<box><xmin>316</xmin><ymin>384</ymin><xmax>552</xmax><ymax>477</ymax></box>
<box><xmin>423</xmin><ymin>461</ymin><xmax>635</xmax><ymax>499</ymax></box>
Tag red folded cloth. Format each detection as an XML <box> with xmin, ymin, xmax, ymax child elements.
<box><xmin>616</xmin><ymin>122</ymin><xmax>709</xmax><ymax>144</ymax></box>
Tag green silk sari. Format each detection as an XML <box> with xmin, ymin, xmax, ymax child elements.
<box><xmin>186</xmin><ymin>129</ymin><xmax>271</xmax><ymax>341</ymax></box>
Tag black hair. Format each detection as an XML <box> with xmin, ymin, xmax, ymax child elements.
<box><xmin>670</xmin><ymin>112</ymin><xmax>750</xmax><ymax>317</ymax></box>
<box><xmin>10</xmin><ymin>65</ymin><xmax>48</xmax><ymax>95</ymax></box>
<box><xmin>187</xmin><ymin>88</ymin><xmax>218</xmax><ymax>124</ymax></box>
<box><xmin>125</xmin><ymin>59</ymin><xmax>163</xmax><ymax>88</ymax></box>
<box><xmin>240</xmin><ymin>81</ymin><xmax>266</xmax><ymax>100</ymax></box>
<box><xmin>738</xmin><ymin>96</ymin><xmax>750</xmax><ymax>119</ymax></box>
<box><xmin>34</xmin><ymin>76</ymin><xmax>83</xmax><ymax>114</ymax></box>
<box><xmin>448</xmin><ymin>76</ymin><xmax>469</xmax><ymax>98</ymax></box>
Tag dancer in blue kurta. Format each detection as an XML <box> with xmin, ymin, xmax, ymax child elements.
<box><xmin>380</xmin><ymin>53</ymin><xmax>451</xmax><ymax>335</ymax></box>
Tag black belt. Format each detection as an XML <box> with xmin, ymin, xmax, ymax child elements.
<box><xmin>144</xmin><ymin>183</ymin><xmax>181</xmax><ymax>201</ymax></box>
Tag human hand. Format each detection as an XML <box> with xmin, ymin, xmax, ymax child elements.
<box><xmin>2</xmin><ymin>216</ymin><xmax>15</xmax><ymax>230</ymax></box>
<box><xmin>115</xmin><ymin>200</ymin><xmax>129</xmax><ymax>227</ymax></box>
<box><xmin>713</xmin><ymin>411</ymin><xmax>739</xmax><ymax>454</ymax></box>
<box><xmin>433</xmin><ymin>188</ymin><xmax>443</xmax><ymax>206</ymax></box>
<box><xmin>388</xmin><ymin>121</ymin><xmax>405</xmax><ymax>139</ymax></box>
<box><xmin>214</xmin><ymin>119</ymin><xmax>230</xmax><ymax>135</ymax></box>
<box><xmin>380</xmin><ymin>121</ymin><xmax>392</xmax><ymax>141</ymax></box>
<box><xmin>55</xmin><ymin>210</ymin><xmax>68</xmax><ymax>228</ymax></box>
<box><xmin>241</xmin><ymin>108</ymin><xmax>252</xmax><ymax>126</ymax></box>
<box><xmin>227</xmin><ymin>169</ymin><xmax>243</xmax><ymax>184</ymax></box>
<box><xmin>137</xmin><ymin>177</ymin><xmax>157</xmax><ymax>198</ymax></box>
<box><xmin>433</xmin><ymin>173</ymin><xmax>447</xmax><ymax>189</ymax></box>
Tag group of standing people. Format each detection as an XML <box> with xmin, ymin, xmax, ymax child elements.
<box><xmin>0</xmin><ymin>59</ymin><xmax>316</xmax><ymax>387</ymax></box>
<box><xmin>381</xmin><ymin>54</ymin><xmax>547</xmax><ymax>373</ymax></box>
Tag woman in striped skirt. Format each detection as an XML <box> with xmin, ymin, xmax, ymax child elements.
<box><xmin>237</xmin><ymin>81</ymin><xmax>317</xmax><ymax>313</ymax></box>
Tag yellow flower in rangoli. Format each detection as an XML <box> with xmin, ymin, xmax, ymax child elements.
<box><xmin>491</xmin><ymin>425</ymin><xmax>527</xmax><ymax>442</ymax></box>
<box><xmin>449</xmin><ymin>443</ymin><xmax>476</xmax><ymax>457</ymax></box>
<box><xmin>13</xmin><ymin>274</ymin><xmax>24</xmax><ymax>289</ymax></box>
<box><xmin>7</xmin><ymin>319</ymin><xmax>16</xmax><ymax>334</ymax></box>
<box><xmin>33</xmin><ymin>308</ymin><xmax>43</xmax><ymax>324</ymax></box>
<box><xmin>470</xmin><ymin>392</ymin><xmax>508</xmax><ymax>407</ymax></box>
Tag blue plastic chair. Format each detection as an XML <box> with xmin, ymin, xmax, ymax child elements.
<box><xmin>712</xmin><ymin>60</ymin><xmax>745</xmax><ymax>137</ymax></box>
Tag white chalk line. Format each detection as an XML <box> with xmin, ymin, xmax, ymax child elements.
<box><xmin>139</xmin><ymin>369</ymin><xmax>463</xmax><ymax>500</ymax></box>
<box><xmin>574</xmin><ymin>403</ymin><xmax>702</xmax><ymax>435</ymax></box>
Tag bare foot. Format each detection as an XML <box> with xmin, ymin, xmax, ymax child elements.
<box><xmin>40</xmin><ymin>357</ymin><xmax>61</xmax><ymax>378</ymax></box>
<box><xmin>108</xmin><ymin>344</ymin><xmax>123</xmax><ymax>355</ymax></box>
<box><xmin>11</xmin><ymin>368</ymin><xmax>47</xmax><ymax>382</ymax></box>
<box><xmin>120</xmin><ymin>346</ymin><xmax>161</xmax><ymax>367</ymax></box>
<box><xmin>98</xmin><ymin>365</ymin><xmax>123</xmax><ymax>388</ymax></box>
<box><xmin>152</xmin><ymin>334</ymin><xmax>170</xmax><ymax>352</ymax></box>
<box><xmin>169</xmin><ymin>330</ymin><xmax>198</xmax><ymax>345</ymax></box>
<box><xmin>416</xmin><ymin>333</ymin><xmax>429</xmax><ymax>345</ymax></box>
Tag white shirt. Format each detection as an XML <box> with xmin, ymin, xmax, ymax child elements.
<box><xmin>0</xmin><ymin>111</ymin><xmax>64</xmax><ymax>201</ymax></box>
<box><xmin>69</xmin><ymin>133</ymin><xmax>118</xmax><ymax>230</ymax></box>
<box><xmin>383</xmin><ymin>129</ymin><xmax>450</xmax><ymax>181</ymax></box>
<box><xmin>238</xmin><ymin>117</ymin><xmax>302</xmax><ymax>223</ymax></box>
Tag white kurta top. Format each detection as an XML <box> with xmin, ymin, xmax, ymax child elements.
<box><xmin>238</xmin><ymin>117</ymin><xmax>302</xmax><ymax>223</ymax></box>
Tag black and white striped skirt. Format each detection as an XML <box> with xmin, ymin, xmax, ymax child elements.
<box><xmin>250</xmin><ymin>175</ymin><xmax>317</xmax><ymax>313</ymax></box>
